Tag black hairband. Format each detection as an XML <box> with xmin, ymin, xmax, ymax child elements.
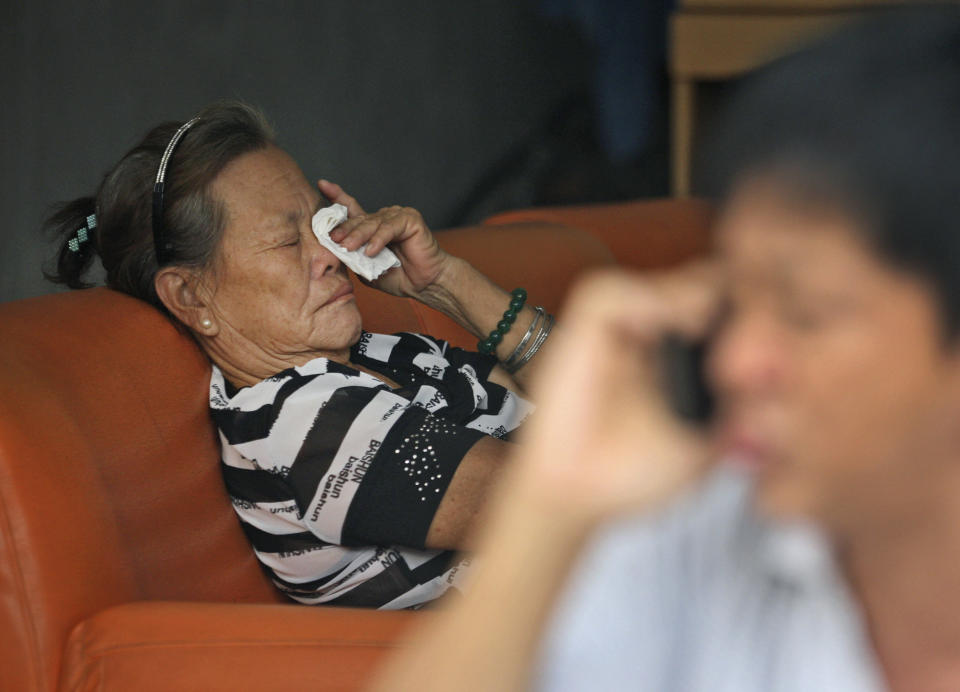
<box><xmin>152</xmin><ymin>117</ymin><xmax>200</xmax><ymax>266</ymax></box>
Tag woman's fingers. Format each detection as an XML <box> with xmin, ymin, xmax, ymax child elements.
<box><xmin>333</xmin><ymin>216</ymin><xmax>389</xmax><ymax>252</ymax></box>
<box><xmin>321</xmin><ymin>201</ymin><xmax>443</xmax><ymax>296</ymax></box>
<box><xmin>365</xmin><ymin>207</ymin><xmax>423</xmax><ymax>255</ymax></box>
<box><xmin>330</xmin><ymin>206</ymin><xmax>421</xmax><ymax>254</ymax></box>
<box><xmin>333</xmin><ymin>216</ymin><xmax>384</xmax><ymax>251</ymax></box>
<box><xmin>317</xmin><ymin>179</ymin><xmax>366</xmax><ymax>217</ymax></box>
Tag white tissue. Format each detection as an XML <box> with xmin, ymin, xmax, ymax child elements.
<box><xmin>311</xmin><ymin>204</ymin><xmax>401</xmax><ymax>281</ymax></box>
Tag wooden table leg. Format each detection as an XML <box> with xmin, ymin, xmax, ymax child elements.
<box><xmin>671</xmin><ymin>77</ymin><xmax>695</xmax><ymax>198</ymax></box>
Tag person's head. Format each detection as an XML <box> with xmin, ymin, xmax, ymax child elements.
<box><xmin>48</xmin><ymin>101</ymin><xmax>360</xmax><ymax>384</ymax></box>
<box><xmin>706</xmin><ymin>7</ymin><xmax>960</xmax><ymax>537</ymax></box>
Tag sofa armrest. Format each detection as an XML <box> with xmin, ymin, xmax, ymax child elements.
<box><xmin>60</xmin><ymin>602</ymin><xmax>418</xmax><ymax>692</ymax></box>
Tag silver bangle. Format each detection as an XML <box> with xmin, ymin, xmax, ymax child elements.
<box><xmin>506</xmin><ymin>312</ymin><xmax>554</xmax><ymax>373</ymax></box>
<box><xmin>504</xmin><ymin>306</ymin><xmax>543</xmax><ymax>369</ymax></box>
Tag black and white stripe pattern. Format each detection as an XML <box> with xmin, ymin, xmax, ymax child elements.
<box><xmin>210</xmin><ymin>332</ymin><xmax>533</xmax><ymax>609</ymax></box>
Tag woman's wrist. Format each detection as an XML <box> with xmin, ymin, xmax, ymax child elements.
<box><xmin>407</xmin><ymin>256</ymin><xmax>552</xmax><ymax>378</ymax></box>
<box><xmin>409</xmin><ymin>255</ymin><xmax>490</xmax><ymax>333</ymax></box>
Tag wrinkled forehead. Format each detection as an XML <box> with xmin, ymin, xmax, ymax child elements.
<box><xmin>211</xmin><ymin>147</ymin><xmax>320</xmax><ymax>238</ymax></box>
<box><xmin>214</xmin><ymin>146</ymin><xmax>314</xmax><ymax>205</ymax></box>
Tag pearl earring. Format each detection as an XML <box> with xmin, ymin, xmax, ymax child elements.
<box><xmin>201</xmin><ymin>318</ymin><xmax>213</xmax><ymax>329</ymax></box>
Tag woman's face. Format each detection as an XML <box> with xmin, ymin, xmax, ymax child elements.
<box><xmin>203</xmin><ymin>147</ymin><xmax>362</xmax><ymax>370</ymax></box>
<box><xmin>711</xmin><ymin>179</ymin><xmax>960</xmax><ymax>537</ymax></box>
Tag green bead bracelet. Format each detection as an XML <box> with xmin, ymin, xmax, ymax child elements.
<box><xmin>478</xmin><ymin>288</ymin><xmax>527</xmax><ymax>354</ymax></box>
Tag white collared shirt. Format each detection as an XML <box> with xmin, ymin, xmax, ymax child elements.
<box><xmin>535</xmin><ymin>467</ymin><xmax>886</xmax><ymax>692</ymax></box>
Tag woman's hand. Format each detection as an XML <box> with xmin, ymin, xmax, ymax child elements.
<box><xmin>509</xmin><ymin>263</ymin><xmax>721</xmax><ymax>526</ymax></box>
<box><xmin>317</xmin><ymin>180</ymin><xmax>450</xmax><ymax>297</ymax></box>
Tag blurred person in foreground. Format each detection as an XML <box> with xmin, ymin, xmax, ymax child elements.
<box><xmin>371</xmin><ymin>7</ymin><xmax>960</xmax><ymax>691</ymax></box>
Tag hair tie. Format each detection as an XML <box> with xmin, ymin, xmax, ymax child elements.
<box><xmin>67</xmin><ymin>214</ymin><xmax>97</xmax><ymax>253</ymax></box>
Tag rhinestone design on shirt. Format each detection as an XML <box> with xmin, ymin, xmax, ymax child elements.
<box><xmin>394</xmin><ymin>415</ymin><xmax>463</xmax><ymax>501</ymax></box>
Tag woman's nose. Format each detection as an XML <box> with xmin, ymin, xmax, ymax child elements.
<box><xmin>307</xmin><ymin>238</ymin><xmax>342</xmax><ymax>280</ymax></box>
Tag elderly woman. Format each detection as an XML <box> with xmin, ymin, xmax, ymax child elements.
<box><xmin>45</xmin><ymin>102</ymin><xmax>550</xmax><ymax>609</ymax></box>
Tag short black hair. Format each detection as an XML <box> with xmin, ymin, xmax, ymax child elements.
<box><xmin>703</xmin><ymin>6</ymin><xmax>960</xmax><ymax>336</ymax></box>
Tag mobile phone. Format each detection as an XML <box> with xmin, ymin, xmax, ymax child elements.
<box><xmin>659</xmin><ymin>334</ymin><xmax>715</xmax><ymax>424</ymax></box>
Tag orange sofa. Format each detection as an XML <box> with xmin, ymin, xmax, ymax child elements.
<box><xmin>0</xmin><ymin>200</ymin><xmax>710</xmax><ymax>692</ymax></box>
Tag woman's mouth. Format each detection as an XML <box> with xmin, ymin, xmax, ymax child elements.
<box><xmin>322</xmin><ymin>281</ymin><xmax>354</xmax><ymax>306</ymax></box>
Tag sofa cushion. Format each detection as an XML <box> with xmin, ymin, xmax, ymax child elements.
<box><xmin>60</xmin><ymin>601</ymin><xmax>416</xmax><ymax>692</ymax></box>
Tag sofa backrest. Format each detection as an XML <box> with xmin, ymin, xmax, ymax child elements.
<box><xmin>484</xmin><ymin>199</ymin><xmax>713</xmax><ymax>271</ymax></box>
<box><xmin>354</xmin><ymin>221</ymin><xmax>618</xmax><ymax>349</ymax></box>
<box><xmin>0</xmin><ymin>288</ymin><xmax>285</xmax><ymax>692</ymax></box>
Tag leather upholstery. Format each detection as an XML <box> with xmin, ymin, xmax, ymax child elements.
<box><xmin>60</xmin><ymin>602</ymin><xmax>416</xmax><ymax>692</ymax></box>
<box><xmin>0</xmin><ymin>200</ymin><xmax>711</xmax><ymax>691</ymax></box>
<box><xmin>483</xmin><ymin>199</ymin><xmax>714</xmax><ymax>270</ymax></box>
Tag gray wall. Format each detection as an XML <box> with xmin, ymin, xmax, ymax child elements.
<box><xmin>2</xmin><ymin>1</ymin><xmax>588</xmax><ymax>303</ymax></box>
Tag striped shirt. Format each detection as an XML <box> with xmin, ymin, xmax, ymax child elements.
<box><xmin>209</xmin><ymin>331</ymin><xmax>534</xmax><ymax>609</ymax></box>
<box><xmin>536</xmin><ymin>466</ymin><xmax>885</xmax><ymax>692</ymax></box>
